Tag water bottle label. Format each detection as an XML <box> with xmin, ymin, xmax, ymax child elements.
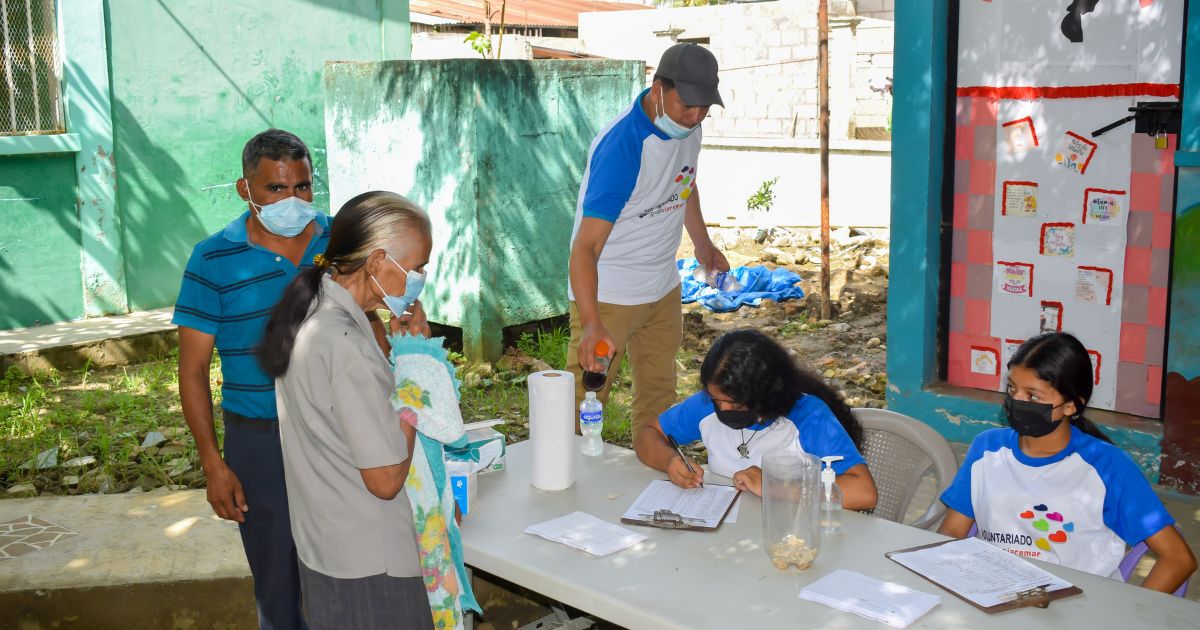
<box><xmin>580</xmin><ymin>411</ymin><xmax>602</xmax><ymax>424</ymax></box>
<box><xmin>714</xmin><ymin>271</ymin><xmax>727</xmax><ymax>289</ymax></box>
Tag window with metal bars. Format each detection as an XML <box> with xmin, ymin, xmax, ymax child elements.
<box><xmin>1</xmin><ymin>0</ymin><xmax>63</xmax><ymax>136</ymax></box>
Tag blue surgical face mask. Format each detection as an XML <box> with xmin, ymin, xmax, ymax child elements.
<box><xmin>653</xmin><ymin>85</ymin><xmax>699</xmax><ymax>140</ymax></box>
<box><xmin>371</xmin><ymin>253</ymin><xmax>426</xmax><ymax>317</ymax></box>
<box><xmin>245</xmin><ymin>182</ymin><xmax>316</xmax><ymax>238</ymax></box>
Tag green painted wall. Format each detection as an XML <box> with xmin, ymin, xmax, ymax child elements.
<box><xmin>0</xmin><ymin>155</ymin><xmax>84</xmax><ymax>328</ymax></box>
<box><xmin>105</xmin><ymin>0</ymin><xmax>410</xmax><ymax>311</ymax></box>
<box><xmin>324</xmin><ymin>59</ymin><xmax>643</xmax><ymax>360</ymax></box>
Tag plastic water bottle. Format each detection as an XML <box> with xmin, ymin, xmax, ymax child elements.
<box><xmin>692</xmin><ymin>265</ymin><xmax>742</xmax><ymax>292</ymax></box>
<box><xmin>579</xmin><ymin>392</ymin><xmax>604</xmax><ymax>457</ymax></box>
<box><xmin>819</xmin><ymin>455</ymin><xmax>844</xmax><ymax>534</ymax></box>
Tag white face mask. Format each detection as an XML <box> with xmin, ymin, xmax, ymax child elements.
<box><xmin>653</xmin><ymin>85</ymin><xmax>699</xmax><ymax>139</ymax></box>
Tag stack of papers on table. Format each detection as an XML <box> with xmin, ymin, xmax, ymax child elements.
<box><xmin>799</xmin><ymin>570</ymin><xmax>940</xmax><ymax>628</ymax></box>
<box><xmin>524</xmin><ymin>512</ymin><xmax>647</xmax><ymax>557</ymax></box>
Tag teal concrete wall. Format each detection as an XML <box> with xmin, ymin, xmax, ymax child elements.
<box><xmin>0</xmin><ymin>155</ymin><xmax>85</xmax><ymax>328</ymax></box>
<box><xmin>885</xmin><ymin>0</ymin><xmax>1166</xmax><ymax>480</ymax></box>
<box><xmin>107</xmin><ymin>0</ymin><xmax>410</xmax><ymax>311</ymax></box>
<box><xmin>0</xmin><ymin>1</ymin><xmax>410</xmax><ymax>331</ymax></box>
<box><xmin>324</xmin><ymin>59</ymin><xmax>643</xmax><ymax>360</ymax></box>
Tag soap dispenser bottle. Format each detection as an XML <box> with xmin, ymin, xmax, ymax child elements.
<box><xmin>819</xmin><ymin>455</ymin><xmax>844</xmax><ymax>534</ymax></box>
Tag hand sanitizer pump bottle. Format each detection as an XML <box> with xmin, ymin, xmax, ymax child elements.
<box><xmin>819</xmin><ymin>456</ymin><xmax>844</xmax><ymax>534</ymax></box>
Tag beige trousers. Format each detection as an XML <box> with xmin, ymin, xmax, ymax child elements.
<box><xmin>566</xmin><ymin>284</ymin><xmax>683</xmax><ymax>435</ymax></box>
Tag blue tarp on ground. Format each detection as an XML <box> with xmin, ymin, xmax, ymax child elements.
<box><xmin>677</xmin><ymin>258</ymin><xmax>806</xmax><ymax>312</ymax></box>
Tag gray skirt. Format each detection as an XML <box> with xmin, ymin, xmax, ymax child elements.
<box><xmin>300</xmin><ymin>562</ymin><xmax>435</xmax><ymax>630</ymax></box>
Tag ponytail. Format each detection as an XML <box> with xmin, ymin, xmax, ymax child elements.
<box><xmin>258</xmin><ymin>265</ymin><xmax>325</xmax><ymax>378</ymax></box>
<box><xmin>256</xmin><ymin>191</ymin><xmax>431</xmax><ymax>379</ymax></box>
<box><xmin>1072</xmin><ymin>414</ymin><xmax>1114</xmax><ymax>444</ymax></box>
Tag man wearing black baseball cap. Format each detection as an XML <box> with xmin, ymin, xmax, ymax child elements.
<box><xmin>566</xmin><ymin>43</ymin><xmax>729</xmax><ymax>473</ymax></box>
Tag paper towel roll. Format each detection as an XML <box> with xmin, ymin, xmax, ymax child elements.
<box><xmin>528</xmin><ymin>370</ymin><xmax>576</xmax><ymax>491</ymax></box>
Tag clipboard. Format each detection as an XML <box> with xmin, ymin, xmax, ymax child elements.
<box><xmin>885</xmin><ymin>539</ymin><xmax>1083</xmax><ymax>613</ymax></box>
<box><xmin>619</xmin><ymin>482</ymin><xmax>741</xmax><ymax>532</ymax></box>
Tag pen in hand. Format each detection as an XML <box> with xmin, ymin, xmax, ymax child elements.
<box><xmin>666</xmin><ymin>434</ymin><xmax>703</xmax><ymax>487</ymax></box>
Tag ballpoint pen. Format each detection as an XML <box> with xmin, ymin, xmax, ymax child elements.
<box><xmin>666</xmin><ymin>434</ymin><xmax>703</xmax><ymax>487</ymax></box>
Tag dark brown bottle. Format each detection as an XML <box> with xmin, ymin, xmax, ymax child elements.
<box><xmin>583</xmin><ymin>340</ymin><xmax>611</xmax><ymax>392</ymax></box>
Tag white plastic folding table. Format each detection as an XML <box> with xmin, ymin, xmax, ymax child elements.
<box><xmin>460</xmin><ymin>440</ymin><xmax>1196</xmax><ymax>629</ymax></box>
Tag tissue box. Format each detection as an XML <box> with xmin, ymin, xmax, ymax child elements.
<box><xmin>445</xmin><ymin>461</ymin><xmax>478</xmax><ymax>515</ymax></box>
<box><xmin>445</xmin><ymin>427</ymin><xmax>506</xmax><ymax>475</ymax></box>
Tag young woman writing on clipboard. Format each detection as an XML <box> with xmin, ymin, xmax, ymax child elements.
<box><xmin>632</xmin><ymin>329</ymin><xmax>878</xmax><ymax>510</ymax></box>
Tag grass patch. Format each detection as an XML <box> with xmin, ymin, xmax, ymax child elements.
<box><xmin>1</xmin><ymin>325</ymin><xmax>699</xmax><ymax>497</ymax></box>
<box><xmin>0</xmin><ymin>351</ymin><xmax>220</xmax><ymax>496</ymax></box>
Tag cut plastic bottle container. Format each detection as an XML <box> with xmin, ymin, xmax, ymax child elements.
<box><xmin>762</xmin><ymin>452</ymin><xmax>821</xmax><ymax>570</ymax></box>
<box><xmin>692</xmin><ymin>265</ymin><xmax>743</xmax><ymax>292</ymax></box>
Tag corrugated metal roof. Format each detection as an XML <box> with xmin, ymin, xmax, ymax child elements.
<box><xmin>409</xmin><ymin>1</ymin><xmax>649</xmax><ymax>29</ymax></box>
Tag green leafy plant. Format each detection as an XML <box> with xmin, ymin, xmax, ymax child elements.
<box><xmin>464</xmin><ymin>31</ymin><xmax>492</xmax><ymax>59</ymax></box>
<box><xmin>746</xmin><ymin>176</ymin><xmax>780</xmax><ymax>214</ymax></box>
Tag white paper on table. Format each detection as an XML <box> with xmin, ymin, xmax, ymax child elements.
<box><xmin>621</xmin><ymin>480</ymin><xmax>739</xmax><ymax>528</ymax></box>
<box><xmin>888</xmin><ymin>537</ymin><xmax>1073</xmax><ymax>609</ymax></box>
<box><xmin>523</xmin><ymin>512</ymin><xmax>646</xmax><ymax>557</ymax></box>
<box><xmin>799</xmin><ymin>569</ymin><xmax>941</xmax><ymax>628</ymax></box>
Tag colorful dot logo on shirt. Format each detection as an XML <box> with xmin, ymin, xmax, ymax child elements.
<box><xmin>675</xmin><ymin>166</ymin><xmax>697</xmax><ymax>200</ymax></box>
<box><xmin>1017</xmin><ymin>503</ymin><xmax>1073</xmax><ymax>550</ymax></box>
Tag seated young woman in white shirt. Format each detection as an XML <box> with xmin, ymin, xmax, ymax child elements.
<box><xmin>939</xmin><ymin>332</ymin><xmax>1195</xmax><ymax>594</ymax></box>
<box><xmin>633</xmin><ymin>328</ymin><xmax>878</xmax><ymax>510</ymax></box>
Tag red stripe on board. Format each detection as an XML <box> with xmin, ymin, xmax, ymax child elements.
<box><xmin>956</xmin><ymin>83</ymin><xmax>1180</xmax><ymax>100</ymax></box>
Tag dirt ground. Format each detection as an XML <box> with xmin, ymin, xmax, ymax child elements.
<box><xmin>675</xmin><ymin>225</ymin><xmax>890</xmax><ymax>411</ymax></box>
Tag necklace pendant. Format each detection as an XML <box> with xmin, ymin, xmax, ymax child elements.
<box><xmin>737</xmin><ymin>442</ymin><xmax>750</xmax><ymax>458</ymax></box>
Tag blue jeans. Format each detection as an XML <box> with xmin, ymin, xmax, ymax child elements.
<box><xmin>223</xmin><ymin>409</ymin><xmax>307</xmax><ymax>630</ymax></box>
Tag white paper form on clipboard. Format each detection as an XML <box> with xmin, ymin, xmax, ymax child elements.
<box><xmin>887</xmin><ymin>537</ymin><xmax>1079</xmax><ymax>611</ymax></box>
<box><xmin>620</xmin><ymin>480</ymin><xmax>740</xmax><ymax>530</ymax></box>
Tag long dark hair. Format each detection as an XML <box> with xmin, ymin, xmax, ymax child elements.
<box><xmin>257</xmin><ymin>191</ymin><xmax>431</xmax><ymax>378</ymax></box>
<box><xmin>699</xmin><ymin>328</ymin><xmax>864</xmax><ymax>448</ymax></box>
<box><xmin>1008</xmin><ymin>332</ymin><xmax>1113</xmax><ymax>444</ymax></box>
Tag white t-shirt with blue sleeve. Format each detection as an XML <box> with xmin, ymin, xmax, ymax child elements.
<box><xmin>940</xmin><ymin>426</ymin><xmax>1175</xmax><ymax>579</ymax></box>
<box><xmin>567</xmin><ymin>88</ymin><xmax>703</xmax><ymax>306</ymax></box>
<box><xmin>658</xmin><ymin>391</ymin><xmax>866</xmax><ymax>479</ymax></box>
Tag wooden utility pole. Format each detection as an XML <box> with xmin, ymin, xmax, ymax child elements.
<box><xmin>496</xmin><ymin>0</ymin><xmax>508</xmax><ymax>58</ymax></box>
<box><xmin>818</xmin><ymin>0</ymin><xmax>831</xmax><ymax>319</ymax></box>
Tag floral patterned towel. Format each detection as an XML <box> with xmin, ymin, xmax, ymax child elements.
<box><xmin>389</xmin><ymin>334</ymin><xmax>481</xmax><ymax>630</ymax></box>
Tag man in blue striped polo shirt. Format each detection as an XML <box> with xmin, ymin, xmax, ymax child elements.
<box><xmin>174</xmin><ymin>129</ymin><xmax>327</xmax><ymax>629</ymax></box>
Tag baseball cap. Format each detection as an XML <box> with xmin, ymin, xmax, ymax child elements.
<box><xmin>656</xmin><ymin>43</ymin><xmax>724</xmax><ymax>108</ymax></box>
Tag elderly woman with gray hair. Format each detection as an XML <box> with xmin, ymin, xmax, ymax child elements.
<box><xmin>257</xmin><ymin>191</ymin><xmax>435</xmax><ymax>629</ymax></box>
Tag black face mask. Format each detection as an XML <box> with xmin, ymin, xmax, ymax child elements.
<box><xmin>712</xmin><ymin>402</ymin><xmax>759</xmax><ymax>430</ymax></box>
<box><xmin>1003</xmin><ymin>395</ymin><xmax>1067</xmax><ymax>438</ymax></box>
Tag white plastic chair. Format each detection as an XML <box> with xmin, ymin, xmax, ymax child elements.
<box><xmin>853</xmin><ymin>408</ymin><xmax>959</xmax><ymax>530</ymax></box>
